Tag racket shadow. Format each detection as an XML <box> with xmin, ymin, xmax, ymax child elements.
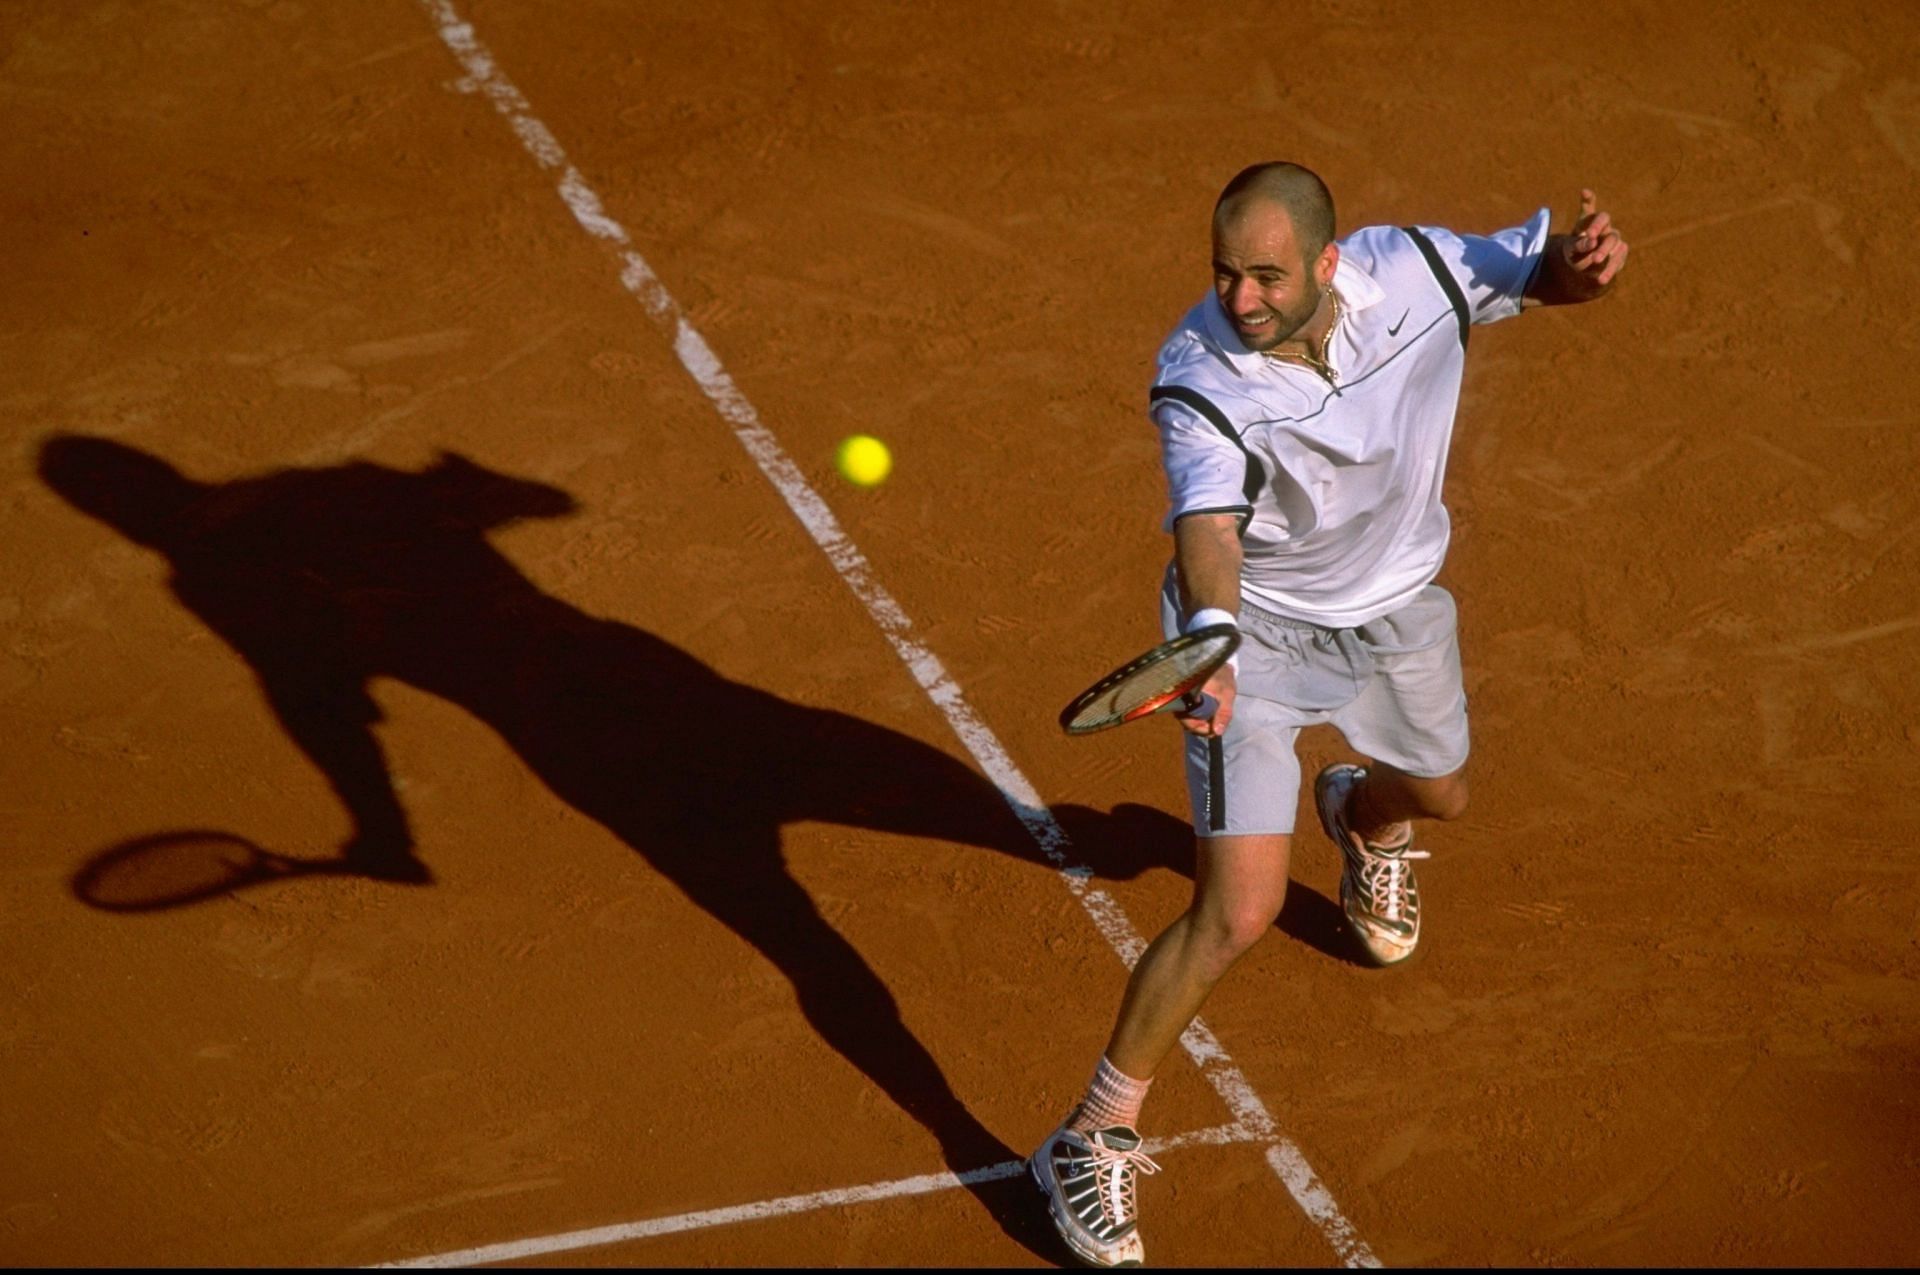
<box><xmin>72</xmin><ymin>829</ymin><xmax>429</xmax><ymax>912</ymax></box>
<box><xmin>74</xmin><ymin>829</ymin><xmax>313</xmax><ymax>911</ymax></box>
<box><xmin>38</xmin><ymin>432</ymin><xmax>1184</xmax><ymax>1257</ymax></box>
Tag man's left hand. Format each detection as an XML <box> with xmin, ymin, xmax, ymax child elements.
<box><xmin>1527</xmin><ymin>188</ymin><xmax>1628</xmax><ymax>306</ymax></box>
<box><xmin>1563</xmin><ymin>188</ymin><xmax>1628</xmax><ymax>287</ymax></box>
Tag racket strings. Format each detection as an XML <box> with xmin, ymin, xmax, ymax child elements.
<box><xmin>1061</xmin><ymin>630</ymin><xmax>1236</xmax><ymax>733</ymax></box>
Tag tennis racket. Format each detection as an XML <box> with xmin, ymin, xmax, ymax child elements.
<box><xmin>1058</xmin><ymin>623</ymin><xmax>1240</xmax><ymax>735</ymax></box>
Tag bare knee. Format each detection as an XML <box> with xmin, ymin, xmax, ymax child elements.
<box><xmin>1193</xmin><ymin>885</ymin><xmax>1288</xmax><ymax>966</ymax></box>
<box><xmin>1418</xmin><ymin>773</ymin><xmax>1469</xmax><ymax>822</ymax></box>
<box><xmin>1371</xmin><ymin>767</ymin><xmax>1469</xmax><ymax>824</ymax></box>
<box><xmin>1185</xmin><ymin>832</ymin><xmax>1291</xmax><ymax>975</ymax></box>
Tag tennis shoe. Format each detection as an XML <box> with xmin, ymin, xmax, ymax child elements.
<box><xmin>1029</xmin><ymin>1119</ymin><xmax>1159</xmax><ymax>1267</ymax></box>
<box><xmin>1315</xmin><ymin>764</ymin><xmax>1429</xmax><ymax>966</ymax></box>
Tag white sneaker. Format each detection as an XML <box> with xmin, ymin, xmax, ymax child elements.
<box><xmin>1315</xmin><ymin>764</ymin><xmax>1429</xmax><ymax>966</ymax></box>
<box><xmin>1029</xmin><ymin>1119</ymin><xmax>1159</xmax><ymax>1267</ymax></box>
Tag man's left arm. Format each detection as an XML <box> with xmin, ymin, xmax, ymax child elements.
<box><xmin>1524</xmin><ymin>188</ymin><xmax>1629</xmax><ymax>307</ymax></box>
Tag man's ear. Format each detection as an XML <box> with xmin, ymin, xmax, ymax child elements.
<box><xmin>1317</xmin><ymin>242</ymin><xmax>1340</xmax><ymax>290</ymax></box>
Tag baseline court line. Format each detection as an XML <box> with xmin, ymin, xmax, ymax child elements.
<box><xmin>410</xmin><ymin>3</ymin><xmax>1379</xmax><ymax>1267</ymax></box>
<box><xmin>376</xmin><ymin>1123</ymin><xmax>1256</xmax><ymax>1268</ymax></box>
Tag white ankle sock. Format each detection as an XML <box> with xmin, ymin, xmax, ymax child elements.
<box><xmin>1068</xmin><ymin>1056</ymin><xmax>1152</xmax><ymax>1133</ymax></box>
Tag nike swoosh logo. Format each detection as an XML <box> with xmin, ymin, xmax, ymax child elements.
<box><xmin>1388</xmin><ymin>310</ymin><xmax>1409</xmax><ymax>337</ymax></box>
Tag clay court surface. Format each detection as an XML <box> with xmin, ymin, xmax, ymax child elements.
<box><xmin>6</xmin><ymin>0</ymin><xmax>1920</xmax><ymax>1266</ymax></box>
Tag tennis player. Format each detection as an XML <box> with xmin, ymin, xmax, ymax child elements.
<box><xmin>1032</xmin><ymin>162</ymin><xmax>1627</xmax><ymax>1266</ymax></box>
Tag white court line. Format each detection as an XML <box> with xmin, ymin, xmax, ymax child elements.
<box><xmin>411</xmin><ymin>2</ymin><xmax>1378</xmax><ymax>1268</ymax></box>
<box><xmin>376</xmin><ymin>1123</ymin><xmax>1257</xmax><ymax>1268</ymax></box>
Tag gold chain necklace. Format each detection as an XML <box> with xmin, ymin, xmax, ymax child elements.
<box><xmin>1264</xmin><ymin>290</ymin><xmax>1341</xmax><ymax>385</ymax></box>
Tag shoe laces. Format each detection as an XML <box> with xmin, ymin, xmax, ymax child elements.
<box><xmin>1081</xmin><ymin>1131</ymin><xmax>1160</xmax><ymax>1228</ymax></box>
<box><xmin>1356</xmin><ymin>841</ymin><xmax>1429</xmax><ymax>923</ymax></box>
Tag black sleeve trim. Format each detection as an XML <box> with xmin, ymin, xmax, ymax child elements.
<box><xmin>1172</xmin><ymin>504</ymin><xmax>1254</xmax><ymax>523</ymax></box>
<box><xmin>1402</xmin><ymin>226</ymin><xmax>1471</xmax><ymax>351</ymax></box>
<box><xmin>1206</xmin><ymin>735</ymin><xmax>1228</xmax><ymax>832</ymax></box>
<box><xmin>1149</xmin><ymin>384</ymin><xmax>1267</xmax><ymax>510</ymax></box>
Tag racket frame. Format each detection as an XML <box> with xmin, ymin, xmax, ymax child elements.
<box><xmin>1057</xmin><ymin>623</ymin><xmax>1240</xmax><ymax>735</ymax></box>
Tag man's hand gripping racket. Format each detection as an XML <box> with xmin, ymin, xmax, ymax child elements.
<box><xmin>1058</xmin><ymin>622</ymin><xmax>1239</xmax><ymax>737</ymax></box>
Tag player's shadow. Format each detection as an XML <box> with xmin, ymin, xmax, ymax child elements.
<box><xmin>39</xmin><ymin>433</ymin><xmax>1205</xmax><ymax>1262</ymax></box>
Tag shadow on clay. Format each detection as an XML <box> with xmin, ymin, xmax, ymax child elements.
<box><xmin>41</xmin><ymin>432</ymin><xmax>1350</xmax><ymax>1262</ymax></box>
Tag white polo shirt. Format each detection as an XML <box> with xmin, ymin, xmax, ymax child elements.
<box><xmin>1152</xmin><ymin>210</ymin><xmax>1552</xmax><ymax>628</ymax></box>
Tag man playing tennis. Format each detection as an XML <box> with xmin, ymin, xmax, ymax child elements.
<box><xmin>1031</xmin><ymin>162</ymin><xmax>1627</xmax><ymax>1266</ymax></box>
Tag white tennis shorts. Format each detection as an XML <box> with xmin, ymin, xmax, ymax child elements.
<box><xmin>1159</xmin><ymin>574</ymin><xmax>1470</xmax><ymax>837</ymax></box>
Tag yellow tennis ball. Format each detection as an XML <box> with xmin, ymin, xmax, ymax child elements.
<box><xmin>836</xmin><ymin>434</ymin><xmax>892</xmax><ymax>487</ymax></box>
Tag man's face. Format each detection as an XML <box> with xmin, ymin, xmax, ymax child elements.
<box><xmin>1211</xmin><ymin>201</ymin><xmax>1333</xmax><ymax>352</ymax></box>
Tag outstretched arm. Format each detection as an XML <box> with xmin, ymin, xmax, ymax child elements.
<box><xmin>1524</xmin><ymin>189</ymin><xmax>1628</xmax><ymax>307</ymax></box>
<box><xmin>256</xmin><ymin>671</ymin><xmax>421</xmax><ymax>880</ymax></box>
<box><xmin>1172</xmin><ymin>512</ymin><xmax>1243</xmax><ymax>740</ymax></box>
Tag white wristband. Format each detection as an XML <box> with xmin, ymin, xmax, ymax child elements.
<box><xmin>1184</xmin><ymin>607</ymin><xmax>1240</xmax><ymax>673</ymax></box>
<box><xmin>1184</xmin><ymin>607</ymin><xmax>1237</xmax><ymax>634</ymax></box>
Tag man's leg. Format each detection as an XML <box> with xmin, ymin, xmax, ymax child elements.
<box><xmin>1314</xmin><ymin>761</ymin><xmax>1466</xmax><ymax>967</ymax></box>
<box><xmin>1319</xmin><ymin>586</ymin><xmax>1474</xmax><ymax>964</ymax></box>
<box><xmin>1104</xmin><ymin>832</ymin><xmax>1292</xmax><ymax>1078</ymax></box>
<box><xmin>1345</xmin><ymin>762</ymin><xmax>1468</xmax><ymax>845</ymax></box>
<box><xmin>1031</xmin><ymin>832</ymin><xmax>1290</xmax><ymax>1268</ymax></box>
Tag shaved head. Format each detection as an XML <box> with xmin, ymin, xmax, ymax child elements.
<box><xmin>1213</xmin><ymin>162</ymin><xmax>1336</xmax><ymax>261</ymax></box>
<box><xmin>1209</xmin><ymin>162</ymin><xmax>1340</xmax><ymax>354</ymax></box>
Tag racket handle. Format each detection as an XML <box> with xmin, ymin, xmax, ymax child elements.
<box><xmin>1179</xmin><ymin>691</ymin><xmax>1220</xmax><ymax>721</ymax></box>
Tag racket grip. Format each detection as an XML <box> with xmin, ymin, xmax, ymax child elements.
<box><xmin>1181</xmin><ymin>691</ymin><xmax>1220</xmax><ymax>721</ymax></box>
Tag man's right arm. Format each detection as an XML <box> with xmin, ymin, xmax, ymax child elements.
<box><xmin>1173</xmin><ymin>512</ymin><xmax>1243</xmax><ymax>739</ymax></box>
<box><xmin>1173</xmin><ymin>512</ymin><xmax>1243</xmax><ymax>619</ymax></box>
